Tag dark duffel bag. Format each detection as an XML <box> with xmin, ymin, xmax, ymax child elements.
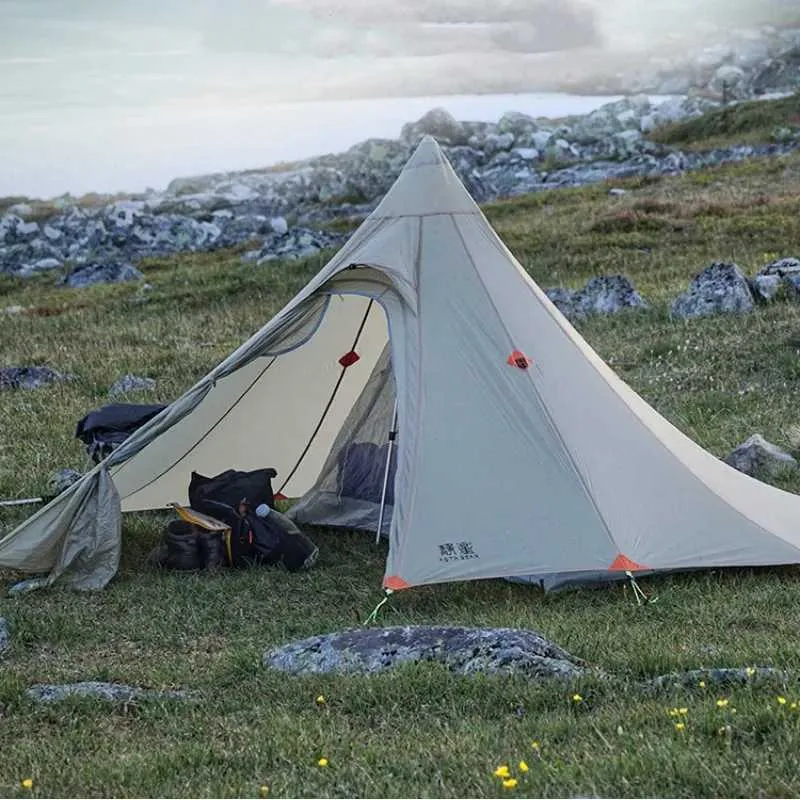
<box><xmin>188</xmin><ymin>468</ymin><xmax>278</xmax><ymax>514</ymax></box>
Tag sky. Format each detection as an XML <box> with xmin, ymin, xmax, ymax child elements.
<box><xmin>0</xmin><ymin>0</ymin><xmax>794</xmax><ymax>198</ymax></box>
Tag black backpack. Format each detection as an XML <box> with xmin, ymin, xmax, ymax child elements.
<box><xmin>188</xmin><ymin>468</ymin><xmax>278</xmax><ymax>513</ymax></box>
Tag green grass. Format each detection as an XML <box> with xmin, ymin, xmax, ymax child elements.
<box><xmin>649</xmin><ymin>91</ymin><xmax>800</xmax><ymax>151</ymax></box>
<box><xmin>3</xmin><ymin>145</ymin><xmax>800</xmax><ymax>797</ymax></box>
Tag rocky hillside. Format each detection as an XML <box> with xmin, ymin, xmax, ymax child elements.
<box><xmin>2</xmin><ymin>89</ymin><xmax>799</xmax><ymax>286</ymax></box>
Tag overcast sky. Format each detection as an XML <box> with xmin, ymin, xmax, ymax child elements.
<box><xmin>0</xmin><ymin>0</ymin><xmax>795</xmax><ymax>197</ymax></box>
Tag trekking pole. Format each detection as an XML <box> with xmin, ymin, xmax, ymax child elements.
<box><xmin>375</xmin><ymin>398</ymin><xmax>398</xmax><ymax>545</ymax></box>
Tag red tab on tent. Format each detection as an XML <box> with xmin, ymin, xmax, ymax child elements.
<box><xmin>507</xmin><ymin>350</ymin><xmax>532</xmax><ymax>370</ymax></box>
<box><xmin>383</xmin><ymin>575</ymin><xmax>411</xmax><ymax>591</ymax></box>
<box><xmin>274</xmin><ymin>492</ymin><xmax>288</xmax><ymax>502</ymax></box>
<box><xmin>338</xmin><ymin>350</ymin><xmax>360</xmax><ymax>368</ymax></box>
<box><xmin>608</xmin><ymin>553</ymin><xmax>648</xmax><ymax>572</ymax></box>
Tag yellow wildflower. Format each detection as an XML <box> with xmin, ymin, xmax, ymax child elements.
<box><xmin>674</xmin><ymin>722</ymin><xmax>685</xmax><ymax>732</ymax></box>
<box><xmin>315</xmin><ymin>695</ymin><xmax>326</xmax><ymax>705</ymax></box>
<box><xmin>698</xmin><ymin>681</ymin><xmax>706</xmax><ymax>688</ymax></box>
<box><xmin>21</xmin><ymin>779</ymin><xmax>33</xmax><ymax>790</ymax></box>
<box><xmin>531</xmin><ymin>741</ymin><xmax>540</xmax><ymax>751</ymax></box>
<box><xmin>679</xmin><ymin>707</ymin><xmax>688</xmax><ymax>715</ymax></box>
<box><xmin>519</xmin><ymin>761</ymin><xmax>529</xmax><ymax>773</ymax></box>
<box><xmin>318</xmin><ymin>758</ymin><xmax>329</xmax><ymax>768</ymax></box>
<box><xmin>791</xmin><ymin>702</ymin><xmax>798</xmax><ymax>711</ymax></box>
<box><xmin>260</xmin><ymin>785</ymin><xmax>269</xmax><ymax>797</ymax></box>
<box><xmin>716</xmin><ymin>698</ymin><xmax>729</xmax><ymax>708</ymax></box>
<box><xmin>502</xmin><ymin>779</ymin><xmax>519</xmax><ymax>789</ymax></box>
<box><xmin>777</xmin><ymin>696</ymin><xmax>787</xmax><ymax>705</ymax></box>
<box><xmin>745</xmin><ymin>667</ymin><xmax>756</xmax><ymax>678</ymax></box>
<box><xmin>494</xmin><ymin>765</ymin><xmax>511</xmax><ymax>779</ymax></box>
<box><xmin>572</xmin><ymin>693</ymin><xmax>583</xmax><ymax>703</ymax></box>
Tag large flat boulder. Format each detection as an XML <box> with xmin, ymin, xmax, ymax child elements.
<box><xmin>264</xmin><ymin>625</ymin><xmax>587</xmax><ymax>679</ymax></box>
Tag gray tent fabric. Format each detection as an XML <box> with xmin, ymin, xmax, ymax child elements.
<box><xmin>4</xmin><ymin>135</ymin><xmax>800</xmax><ymax>593</ymax></box>
<box><xmin>0</xmin><ymin>467</ymin><xmax>120</xmax><ymax>590</ymax></box>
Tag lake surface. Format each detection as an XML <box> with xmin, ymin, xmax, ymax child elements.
<box><xmin>0</xmin><ymin>91</ymin><xmax>670</xmax><ymax>200</ymax></box>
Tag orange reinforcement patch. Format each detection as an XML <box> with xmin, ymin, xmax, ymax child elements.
<box><xmin>608</xmin><ymin>553</ymin><xmax>648</xmax><ymax>572</ymax></box>
<box><xmin>383</xmin><ymin>575</ymin><xmax>411</xmax><ymax>591</ymax></box>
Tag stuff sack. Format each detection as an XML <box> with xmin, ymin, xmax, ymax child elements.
<box><xmin>188</xmin><ymin>468</ymin><xmax>278</xmax><ymax>513</ymax></box>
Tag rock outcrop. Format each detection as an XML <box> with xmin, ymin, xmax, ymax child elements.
<box><xmin>264</xmin><ymin>625</ymin><xmax>588</xmax><ymax>679</ymax></box>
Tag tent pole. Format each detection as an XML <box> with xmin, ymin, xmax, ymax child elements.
<box><xmin>375</xmin><ymin>398</ymin><xmax>398</xmax><ymax>545</ymax></box>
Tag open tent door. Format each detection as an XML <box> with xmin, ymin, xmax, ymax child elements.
<box><xmin>290</xmin><ymin>344</ymin><xmax>398</xmax><ymax>538</ymax></box>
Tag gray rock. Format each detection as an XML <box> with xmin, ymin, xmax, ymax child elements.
<box><xmin>723</xmin><ymin>434</ymin><xmax>797</xmax><ymax>478</ymax></box>
<box><xmin>26</xmin><ymin>682</ymin><xmax>194</xmax><ymax>704</ymax></box>
<box><xmin>572</xmin><ymin>275</ymin><xmax>648</xmax><ymax>317</ymax></box>
<box><xmin>48</xmin><ymin>468</ymin><xmax>83</xmax><ymax>495</ymax></box>
<box><xmin>31</xmin><ymin>257</ymin><xmax>63</xmax><ymax>272</ymax></box>
<box><xmin>649</xmin><ymin>666</ymin><xmax>789</xmax><ymax>690</ymax></box>
<box><xmin>0</xmin><ymin>617</ymin><xmax>9</xmax><ymax>657</ymax></box>
<box><xmin>497</xmin><ymin>111</ymin><xmax>539</xmax><ymax>139</ymax></box>
<box><xmin>264</xmin><ymin>625</ymin><xmax>586</xmax><ymax>679</ymax></box>
<box><xmin>531</xmin><ymin>130</ymin><xmax>554</xmax><ymax>150</ymax></box>
<box><xmin>245</xmin><ymin>226</ymin><xmax>347</xmax><ymax>265</ymax></box>
<box><xmin>401</xmin><ymin>108</ymin><xmax>468</xmax><ymax>146</ymax></box>
<box><xmin>270</xmin><ymin>216</ymin><xmax>288</xmax><ymax>235</ymax></box>
<box><xmin>483</xmin><ymin>132</ymin><xmax>516</xmax><ymax>155</ymax></box>
<box><xmin>108</xmin><ymin>374</ymin><xmax>156</xmax><ymax>397</ymax></box>
<box><xmin>43</xmin><ymin>225</ymin><xmax>62</xmax><ymax>241</ymax></box>
<box><xmin>754</xmin><ymin>257</ymin><xmax>800</xmax><ymax>299</ymax></box>
<box><xmin>7</xmin><ymin>578</ymin><xmax>49</xmax><ymax>596</ymax></box>
<box><xmin>708</xmin><ymin>64</ymin><xmax>748</xmax><ymax>99</ymax></box>
<box><xmin>0</xmin><ymin>366</ymin><xmax>73</xmax><ymax>391</ymax></box>
<box><xmin>671</xmin><ymin>262</ymin><xmax>755</xmax><ymax>319</ymax></box>
<box><xmin>608</xmin><ymin>187</ymin><xmax>627</xmax><ymax>197</ymax></box>
<box><xmin>544</xmin><ymin>287</ymin><xmax>576</xmax><ymax>318</ymax></box>
<box><xmin>59</xmin><ymin>262</ymin><xmax>143</xmax><ymax>288</ymax></box>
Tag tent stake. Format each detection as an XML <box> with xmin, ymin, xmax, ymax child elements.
<box><xmin>375</xmin><ymin>398</ymin><xmax>398</xmax><ymax>545</ymax></box>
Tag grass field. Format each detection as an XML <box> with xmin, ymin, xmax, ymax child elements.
<box><xmin>2</xmin><ymin>115</ymin><xmax>800</xmax><ymax>797</ymax></box>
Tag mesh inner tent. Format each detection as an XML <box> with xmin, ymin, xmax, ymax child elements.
<box><xmin>289</xmin><ymin>344</ymin><xmax>397</xmax><ymax>536</ymax></box>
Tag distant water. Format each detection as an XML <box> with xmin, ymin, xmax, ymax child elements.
<box><xmin>0</xmin><ymin>91</ymin><xmax>675</xmax><ymax>200</ymax></box>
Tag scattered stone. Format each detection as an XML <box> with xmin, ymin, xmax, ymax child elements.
<box><xmin>7</xmin><ymin>578</ymin><xmax>49</xmax><ymax>596</ymax></box>
<box><xmin>572</xmin><ymin>275</ymin><xmax>648</xmax><ymax>318</ymax></box>
<box><xmin>0</xmin><ymin>366</ymin><xmax>73</xmax><ymax>391</ymax></box>
<box><xmin>0</xmin><ymin>617</ymin><xmax>9</xmax><ymax>658</ymax></box>
<box><xmin>25</xmin><ymin>682</ymin><xmax>194</xmax><ymax>704</ymax></box>
<box><xmin>671</xmin><ymin>262</ymin><xmax>755</xmax><ymax>319</ymax></box>
<box><xmin>544</xmin><ymin>287</ymin><xmax>576</xmax><ymax>318</ymax></box>
<box><xmin>264</xmin><ymin>626</ymin><xmax>587</xmax><ymax>679</ymax></box>
<box><xmin>59</xmin><ymin>261</ymin><xmax>144</xmax><ymax>289</ymax></box>
<box><xmin>753</xmin><ymin>257</ymin><xmax>800</xmax><ymax>301</ymax></box>
<box><xmin>47</xmin><ymin>468</ymin><xmax>83</xmax><ymax>496</ymax></box>
<box><xmin>608</xmin><ymin>187</ymin><xmax>627</xmax><ymax>196</ymax></box>
<box><xmin>649</xmin><ymin>666</ymin><xmax>789</xmax><ymax>691</ymax></box>
<box><xmin>108</xmin><ymin>374</ymin><xmax>156</xmax><ymax>397</ymax></box>
<box><xmin>723</xmin><ymin>434</ymin><xmax>797</xmax><ymax>479</ymax></box>
<box><xmin>270</xmin><ymin>216</ymin><xmax>288</xmax><ymax>235</ymax></box>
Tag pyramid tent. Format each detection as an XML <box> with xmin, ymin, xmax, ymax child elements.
<box><xmin>4</xmin><ymin>135</ymin><xmax>800</xmax><ymax>592</ymax></box>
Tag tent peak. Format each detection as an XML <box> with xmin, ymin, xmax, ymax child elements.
<box><xmin>403</xmin><ymin>136</ymin><xmax>448</xmax><ymax>170</ymax></box>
